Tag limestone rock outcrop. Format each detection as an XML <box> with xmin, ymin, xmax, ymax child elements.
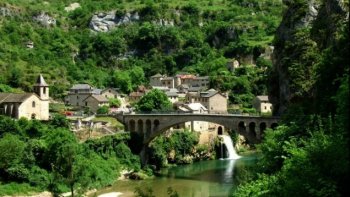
<box><xmin>89</xmin><ymin>11</ymin><xmax>140</xmax><ymax>32</ymax></box>
<box><xmin>0</xmin><ymin>6</ymin><xmax>19</xmax><ymax>17</ymax></box>
<box><xmin>64</xmin><ymin>2</ymin><xmax>81</xmax><ymax>12</ymax></box>
<box><xmin>269</xmin><ymin>0</ymin><xmax>348</xmax><ymax>115</ymax></box>
<box><xmin>0</xmin><ymin>7</ymin><xmax>12</xmax><ymax>16</ymax></box>
<box><xmin>33</xmin><ymin>12</ymin><xmax>56</xmax><ymax>27</ymax></box>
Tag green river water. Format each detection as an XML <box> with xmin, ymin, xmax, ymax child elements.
<box><xmin>93</xmin><ymin>155</ymin><xmax>257</xmax><ymax>197</ymax></box>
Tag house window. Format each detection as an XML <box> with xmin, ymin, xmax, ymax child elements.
<box><xmin>264</xmin><ymin>106</ymin><xmax>267</xmax><ymax>110</ymax></box>
<box><xmin>77</xmin><ymin>96</ymin><xmax>79</xmax><ymax>99</ymax></box>
<box><xmin>32</xmin><ymin>101</ymin><xmax>36</xmax><ymax>108</ymax></box>
<box><xmin>31</xmin><ymin>113</ymin><xmax>36</xmax><ymax>119</ymax></box>
<box><xmin>85</xmin><ymin>102</ymin><xmax>88</xmax><ymax>106</ymax></box>
<box><xmin>43</xmin><ymin>87</ymin><xmax>46</xmax><ymax>94</ymax></box>
<box><xmin>109</xmin><ymin>90</ymin><xmax>111</xmax><ymax>93</ymax></box>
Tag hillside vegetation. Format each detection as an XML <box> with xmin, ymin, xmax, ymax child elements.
<box><xmin>234</xmin><ymin>0</ymin><xmax>349</xmax><ymax>196</ymax></box>
<box><xmin>0</xmin><ymin>0</ymin><xmax>283</xmax><ymax>105</ymax></box>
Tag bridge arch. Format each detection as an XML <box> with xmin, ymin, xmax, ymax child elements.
<box><xmin>238</xmin><ymin>121</ymin><xmax>246</xmax><ymax>133</ymax></box>
<box><xmin>140</xmin><ymin>118</ymin><xmax>248</xmax><ymax>144</ymax></box>
<box><xmin>129</xmin><ymin>120</ymin><xmax>136</xmax><ymax>132</ymax></box>
<box><xmin>218</xmin><ymin>126</ymin><xmax>223</xmax><ymax>135</ymax></box>
<box><xmin>146</xmin><ymin>119</ymin><xmax>152</xmax><ymax>138</ymax></box>
<box><xmin>138</xmin><ymin>119</ymin><xmax>143</xmax><ymax>133</ymax></box>
<box><xmin>259</xmin><ymin>122</ymin><xmax>267</xmax><ymax>139</ymax></box>
<box><xmin>154</xmin><ymin>119</ymin><xmax>160</xmax><ymax>130</ymax></box>
<box><xmin>249</xmin><ymin>122</ymin><xmax>256</xmax><ymax>137</ymax></box>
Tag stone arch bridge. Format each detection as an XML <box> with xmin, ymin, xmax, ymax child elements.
<box><xmin>112</xmin><ymin>113</ymin><xmax>280</xmax><ymax>144</ymax></box>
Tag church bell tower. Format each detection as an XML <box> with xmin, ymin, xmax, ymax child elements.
<box><xmin>33</xmin><ymin>74</ymin><xmax>49</xmax><ymax>100</ymax></box>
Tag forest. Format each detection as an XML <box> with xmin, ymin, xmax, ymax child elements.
<box><xmin>0</xmin><ymin>0</ymin><xmax>282</xmax><ymax>110</ymax></box>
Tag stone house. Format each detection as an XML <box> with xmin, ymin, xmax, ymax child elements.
<box><xmin>150</xmin><ymin>73</ymin><xmax>165</xmax><ymax>87</ymax></box>
<box><xmin>177</xmin><ymin>103</ymin><xmax>209</xmax><ymax>132</ymax></box>
<box><xmin>128</xmin><ymin>92</ymin><xmax>144</xmax><ymax>102</ymax></box>
<box><xmin>128</xmin><ymin>85</ymin><xmax>148</xmax><ymax>102</ymax></box>
<box><xmin>101</xmin><ymin>88</ymin><xmax>121</xmax><ymax>99</ymax></box>
<box><xmin>166</xmin><ymin>89</ymin><xmax>179</xmax><ymax>104</ymax></box>
<box><xmin>253</xmin><ymin>95</ymin><xmax>272</xmax><ymax>113</ymax></box>
<box><xmin>151</xmin><ymin>73</ymin><xmax>209</xmax><ymax>90</ymax></box>
<box><xmin>0</xmin><ymin>75</ymin><xmax>49</xmax><ymax>120</ymax></box>
<box><xmin>83</xmin><ymin>95</ymin><xmax>109</xmax><ymax>113</ymax></box>
<box><xmin>177</xmin><ymin>84</ymin><xmax>189</xmax><ymax>93</ymax></box>
<box><xmin>66</xmin><ymin>84</ymin><xmax>126</xmax><ymax>111</ymax></box>
<box><xmin>189</xmin><ymin>76</ymin><xmax>210</xmax><ymax>88</ymax></box>
<box><xmin>175</xmin><ymin>74</ymin><xmax>195</xmax><ymax>87</ymax></box>
<box><xmin>65</xmin><ymin>84</ymin><xmax>93</xmax><ymax>106</ymax></box>
<box><xmin>161</xmin><ymin>77</ymin><xmax>175</xmax><ymax>89</ymax></box>
<box><xmin>186</xmin><ymin>89</ymin><xmax>227</xmax><ymax>113</ymax></box>
<box><xmin>175</xmin><ymin>74</ymin><xmax>209</xmax><ymax>90</ymax></box>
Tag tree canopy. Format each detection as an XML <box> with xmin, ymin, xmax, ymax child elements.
<box><xmin>135</xmin><ymin>89</ymin><xmax>172</xmax><ymax>112</ymax></box>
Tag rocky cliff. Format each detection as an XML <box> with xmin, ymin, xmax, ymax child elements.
<box><xmin>269</xmin><ymin>0</ymin><xmax>348</xmax><ymax>115</ymax></box>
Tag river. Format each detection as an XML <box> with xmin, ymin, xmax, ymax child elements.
<box><xmin>93</xmin><ymin>155</ymin><xmax>257</xmax><ymax>197</ymax></box>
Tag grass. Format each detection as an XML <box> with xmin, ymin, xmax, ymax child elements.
<box><xmin>0</xmin><ymin>182</ymin><xmax>40</xmax><ymax>196</ymax></box>
<box><xmin>92</xmin><ymin>116</ymin><xmax>124</xmax><ymax>129</ymax></box>
<box><xmin>49</xmin><ymin>103</ymin><xmax>67</xmax><ymax>113</ymax></box>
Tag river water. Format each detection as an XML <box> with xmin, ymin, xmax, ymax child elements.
<box><xmin>94</xmin><ymin>155</ymin><xmax>257</xmax><ymax>197</ymax></box>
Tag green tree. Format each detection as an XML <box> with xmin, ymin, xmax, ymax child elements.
<box><xmin>129</xmin><ymin>66</ymin><xmax>146</xmax><ymax>89</ymax></box>
<box><xmin>135</xmin><ymin>89</ymin><xmax>172</xmax><ymax>112</ymax></box>
<box><xmin>170</xmin><ymin>131</ymin><xmax>199</xmax><ymax>156</ymax></box>
<box><xmin>0</xmin><ymin>134</ymin><xmax>26</xmax><ymax>181</ymax></box>
<box><xmin>0</xmin><ymin>134</ymin><xmax>25</xmax><ymax>169</ymax></box>
<box><xmin>111</xmin><ymin>71</ymin><xmax>132</xmax><ymax>93</ymax></box>
<box><xmin>50</xmin><ymin>114</ymin><xmax>70</xmax><ymax>128</ymax></box>
<box><xmin>0</xmin><ymin>115</ymin><xmax>22</xmax><ymax>137</ymax></box>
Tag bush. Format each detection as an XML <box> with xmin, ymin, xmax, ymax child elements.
<box><xmin>50</xmin><ymin>114</ymin><xmax>70</xmax><ymax>128</ymax></box>
<box><xmin>97</xmin><ymin>105</ymin><xmax>109</xmax><ymax>114</ymax></box>
<box><xmin>28</xmin><ymin>166</ymin><xmax>50</xmax><ymax>189</ymax></box>
<box><xmin>115</xmin><ymin>142</ymin><xmax>141</xmax><ymax>171</ymax></box>
<box><xmin>109</xmin><ymin>98</ymin><xmax>121</xmax><ymax>108</ymax></box>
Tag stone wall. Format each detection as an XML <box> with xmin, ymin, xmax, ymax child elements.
<box><xmin>18</xmin><ymin>95</ymin><xmax>49</xmax><ymax>120</ymax></box>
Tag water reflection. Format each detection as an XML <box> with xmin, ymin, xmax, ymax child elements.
<box><xmin>94</xmin><ymin>156</ymin><xmax>257</xmax><ymax>197</ymax></box>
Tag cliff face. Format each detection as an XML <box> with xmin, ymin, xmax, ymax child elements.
<box><xmin>269</xmin><ymin>0</ymin><xmax>348</xmax><ymax>115</ymax></box>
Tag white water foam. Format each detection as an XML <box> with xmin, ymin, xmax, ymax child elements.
<box><xmin>220</xmin><ymin>135</ymin><xmax>241</xmax><ymax>159</ymax></box>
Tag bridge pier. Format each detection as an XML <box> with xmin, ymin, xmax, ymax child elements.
<box><xmin>140</xmin><ymin>144</ymin><xmax>151</xmax><ymax>167</ymax></box>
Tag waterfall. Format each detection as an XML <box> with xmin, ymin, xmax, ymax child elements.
<box><xmin>220</xmin><ymin>135</ymin><xmax>240</xmax><ymax>159</ymax></box>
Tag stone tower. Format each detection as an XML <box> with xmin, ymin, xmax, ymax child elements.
<box><xmin>33</xmin><ymin>74</ymin><xmax>49</xmax><ymax>120</ymax></box>
<box><xmin>33</xmin><ymin>74</ymin><xmax>49</xmax><ymax>100</ymax></box>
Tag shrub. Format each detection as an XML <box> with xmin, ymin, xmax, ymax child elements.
<box><xmin>97</xmin><ymin>105</ymin><xmax>109</xmax><ymax>114</ymax></box>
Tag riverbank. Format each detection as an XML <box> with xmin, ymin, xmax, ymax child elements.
<box><xmin>3</xmin><ymin>191</ymin><xmax>52</xmax><ymax>197</ymax></box>
<box><xmin>96</xmin><ymin>192</ymin><xmax>123</xmax><ymax>197</ymax></box>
